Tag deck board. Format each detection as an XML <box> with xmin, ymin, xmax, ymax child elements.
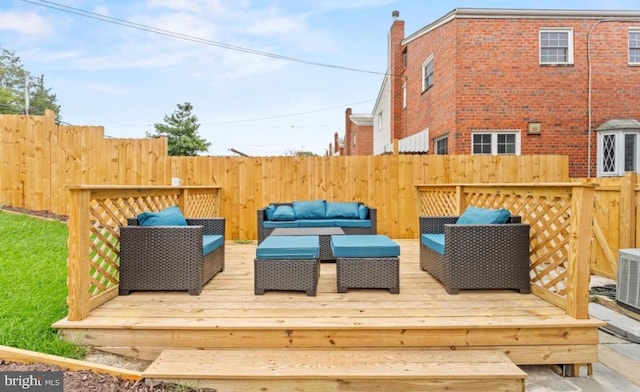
<box><xmin>53</xmin><ymin>239</ymin><xmax>604</xmax><ymax>365</ymax></box>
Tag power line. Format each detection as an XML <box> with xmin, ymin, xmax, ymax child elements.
<box><xmin>209</xmin><ymin>99</ymin><xmax>375</xmax><ymax>125</ymax></box>
<box><xmin>20</xmin><ymin>0</ymin><xmax>394</xmax><ymax>76</ymax></box>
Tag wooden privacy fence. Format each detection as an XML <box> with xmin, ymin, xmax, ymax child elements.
<box><xmin>416</xmin><ymin>183</ymin><xmax>596</xmax><ymax>319</ymax></box>
<box><xmin>66</xmin><ymin>185</ymin><xmax>220</xmax><ymax>321</ymax></box>
<box><xmin>578</xmin><ymin>173</ymin><xmax>639</xmax><ymax>278</ymax></box>
<box><xmin>0</xmin><ymin>111</ymin><xmax>570</xmax><ymax>239</ymax></box>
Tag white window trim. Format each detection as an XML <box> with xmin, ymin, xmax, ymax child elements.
<box><xmin>377</xmin><ymin>111</ymin><xmax>383</xmax><ymax>132</ymax></box>
<box><xmin>421</xmin><ymin>54</ymin><xmax>434</xmax><ymax>92</ymax></box>
<box><xmin>539</xmin><ymin>28</ymin><xmax>574</xmax><ymax>65</ymax></box>
<box><xmin>471</xmin><ymin>130</ymin><xmax>521</xmax><ymax>155</ymax></box>
<box><xmin>629</xmin><ymin>28</ymin><xmax>640</xmax><ymax>66</ymax></box>
<box><xmin>597</xmin><ymin>130</ymin><xmax>640</xmax><ymax>177</ymax></box>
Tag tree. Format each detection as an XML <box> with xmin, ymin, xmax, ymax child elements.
<box><xmin>285</xmin><ymin>148</ymin><xmax>318</xmax><ymax>157</ymax></box>
<box><xmin>0</xmin><ymin>47</ymin><xmax>61</xmax><ymax>122</ymax></box>
<box><xmin>147</xmin><ymin>102</ymin><xmax>211</xmax><ymax>156</ymax></box>
<box><xmin>28</xmin><ymin>74</ymin><xmax>61</xmax><ymax>121</ymax></box>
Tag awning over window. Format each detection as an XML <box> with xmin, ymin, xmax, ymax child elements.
<box><xmin>596</xmin><ymin>119</ymin><xmax>640</xmax><ymax>131</ymax></box>
<box><xmin>398</xmin><ymin>129</ymin><xmax>429</xmax><ymax>153</ymax></box>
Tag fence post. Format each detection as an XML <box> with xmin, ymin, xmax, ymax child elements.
<box><xmin>620</xmin><ymin>172</ymin><xmax>637</xmax><ymax>249</ymax></box>
<box><xmin>66</xmin><ymin>187</ymin><xmax>91</xmax><ymax>321</ymax></box>
<box><xmin>455</xmin><ymin>185</ymin><xmax>465</xmax><ymax>215</ymax></box>
<box><xmin>566</xmin><ymin>184</ymin><xmax>596</xmax><ymax>319</ymax></box>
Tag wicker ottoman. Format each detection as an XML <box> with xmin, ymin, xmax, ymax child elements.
<box><xmin>254</xmin><ymin>235</ymin><xmax>320</xmax><ymax>296</ymax></box>
<box><xmin>331</xmin><ymin>235</ymin><xmax>400</xmax><ymax>294</ymax></box>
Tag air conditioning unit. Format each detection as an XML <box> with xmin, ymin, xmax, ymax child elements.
<box><xmin>617</xmin><ymin>249</ymin><xmax>640</xmax><ymax>313</ymax></box>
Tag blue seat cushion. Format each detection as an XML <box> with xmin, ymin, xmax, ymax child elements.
<box><xmin>137</xmin><ymin>205</ymin><xmax>188</xmax><ymax>226</ymax></box>
<box><xmin>325</xmin><ymin>202</ymin><xmax>359</xmax><ymax>219</ymax></box>
<box><xmin>421</xmin><ymin>233</ymin><xmax>445</xmax><ymax>255</ymax></box>
<box><xmin>333</xmin><ymin>219</ymin><xmax>371</xmax><ymax>228</ymax></box>
<box><xmin>297</xmin><ymin>219</ymin><xmax>336</xmax><ymax>228</ymax></box>
<box><xmin>265</xmin><ymin>204</ymin><xmax>277</xmax><ymax>220</ymax></box>
<box><xmin>456</xmin><ymin>206</ymin><xmax>511</xmax><ymax>224</ymax></box>
<box><xmin>202</xmin><ymin>235</ymin><xmax>224</xmax><ymax>256</ymax></box>
<box><xmin>271</xmin><ymin>205</ymin><xmax>296</xmax><ymax>221</ymax></box>
<box><xmin>292</xmin><ymin>200</ymin><xmax>326</xmax><ymax>219</ymax></box>
<box><xmin>263</xmin><ymin>220</ymin><xmax>300</xmax><ymax>229</ymax></box>
<box><xmin>331</xmin><ymin>235</ymin><xmax>399</xmax><ymax>258</ymax></box>
<box><xmin>256</xmin><ymin>235</ymin><xmax>320</xmax><ymax>259</ymax></box>
<box><xmin>358</xmin><ymin>205</ymin><xmax>369</xmax><ymax>219</ymax></box>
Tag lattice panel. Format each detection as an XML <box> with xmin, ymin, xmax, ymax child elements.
<box><xmin>418</xmin><ymin>189</ymin><xmax>457</xmax><ymax>216</ymax></box>
<box><xmin>465</xmin><ymin>190</ymin><xmax>572</xmax><ymax>297</ymax></box>
<box><xmin>184</xmin><ymin>189</ymin><xmax>219</xmax><ymax>217</ymax></box>
<box><xmin>87</xmin><ymin>194</ymin><xmax>182</xmax><ymax>297</ymax></box>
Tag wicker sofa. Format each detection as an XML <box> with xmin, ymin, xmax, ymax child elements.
<box><xmin>119</xmin><ymin>217</ymin><xmax>225</xmax><ymax>295</ymax></box>
<box><xmin>419</xmin><ymin>210</ymin><xmax>530</xmax><ymax>295</ymax></box>
<box><xmin>257</xmin><ymin>200</ymin><xmax>377</xmax><ymax>244</ymax></box>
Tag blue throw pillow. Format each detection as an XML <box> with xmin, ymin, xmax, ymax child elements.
<box><xmin>456</xmin><ymin>206</ymin><xmax>511</xmax><ymax>224</ymax></box>
<box><xmin>292</xmin><ymin>200</ymin><xmax>326</xmax><ymax>219</ymax></box>
<box><xmin>358</xmin><ymin>205</ymin><xmax>369</xmax><ymax>220</ymax></box>
<box><xmin>326</xmin><ymin>202</ymin><xmax>359</xmax><ymax>219</ymax></box>
<box><xmin>272</xmin><ymin>205</ymin><xmax>296</xmax><ymax>221</ymax></box>
<box><xmin>265</xmin><ymin>204</ymin><xmax>276</xmax><ymax>220</ymax></box>
<box><xmin>137</xmin><ymin>205</ymin><xmax>188</xmax><ymax>226</ymax></box>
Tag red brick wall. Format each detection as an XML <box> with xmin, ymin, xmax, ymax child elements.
<box><xmin>352</xmin><ymin>123</ymin><xmax>373</xmax><ymax>155</ymax></box>
<box><xmin>390</xmin><ymin>20</ymin><xmax>406</xmax><ymax>141</ymax></box>
<box><xmin>395</xmin><ymin>16</ymin><xmax>640</xmax><ymax>177</ymax></box>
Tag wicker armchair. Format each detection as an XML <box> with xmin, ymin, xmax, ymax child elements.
<box><xmin>419</xmin><ymin>215</ymin><xmax>530</xmax><ymax>294</ymax></box>
<box><xmin>119</xmin><ymin>218</ymin><xmax>225</xmax><ymax>295</ymax></box>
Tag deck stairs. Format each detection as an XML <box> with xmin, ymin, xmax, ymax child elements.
<box><xmin>143</xmin><ymin>347</ymin><xmax>526</xmax><ymax>392</ymax></box>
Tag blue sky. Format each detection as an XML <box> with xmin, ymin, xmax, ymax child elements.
<box><xmin>2</xmin><ymin>0</ymin><xmax>639</xmax><ymax>156</ymax></box>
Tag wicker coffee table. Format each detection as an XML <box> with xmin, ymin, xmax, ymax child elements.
<box><xmin>271</xmin><ymin>227</ymin><xmax>345</xmax><ymax>261</ymax></box>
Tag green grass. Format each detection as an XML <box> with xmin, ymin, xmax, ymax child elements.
<box><xmin>0</xmin><ymin>211</ymin><xmax>85</xmax><ymax>359</ymax></box>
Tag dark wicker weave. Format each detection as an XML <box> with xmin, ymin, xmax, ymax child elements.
<box><xmin>256</xmin><ymin>202</ymin><xmax>377</xmax><ymax>244</ymax></box>
<box><xmin>419</xmin><ymin>215</ymin><xmax>530</xmax><ymax>295</ymax></box>
<box><xmin>336</xmin><ymin>257</ymin><xmax>400</xmax><ymax>294</ymax></box>
<box><xmin>254</xmin><ymin>258</ymin><xmax>321</xmax><ymax>296</ymax></box>
<box><xmin>119</xmin><ymin>217</ymin><xmax>225</xmax><ymax>296</ymax></box>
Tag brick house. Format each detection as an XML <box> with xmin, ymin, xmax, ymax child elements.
<box><xmin>355</xmin><ymin>8</ymin><xmax>640</xmax><ymax>177</ymax></box>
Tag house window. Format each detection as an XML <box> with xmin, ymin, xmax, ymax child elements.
<box><xmin>422</xmin><ymin>55</ymin><xmax>434</xmax><ymax>92</ymax></box>
<box><xmin>630</xmin><ymin>30</ymin><xmax>640</xmax><ymax>64</ymax></box>
<box><xmin>402</xmin><ymin>48</ymin><xmax>408</xmax><ymax>68</ymax></box>
<box><xmin>540</xmin><ymin>29</ymin><xmax>573</xmax><ymax>65</ymax></box>
<box><xmin>598</xmin><ymin>131</ymin><xmax>640</xmax><ymax>176</ymax></box>
<box><xmin>352</xmin><ymin>133</ymin><xmax>357</xmax><ymax>147</ymax></box>
<box><xmin>472</xmin><ymin>131</ymin><xmax>520</xmax><ymax>155</ymax></box>
<box><xmin>377</xmin><ymin>112</ymin><xmax>383</xmax><ymax>131</ymax></box>
<box><xmin>434</xmin><ymin>135</ymin><xmax>448</xmax><ymax>155</ymax></box>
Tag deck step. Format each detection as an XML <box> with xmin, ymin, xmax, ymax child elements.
<box><xmin>143</xmin><ymin>348</ymin><xmax>526</xmax><ymax>392</ymax></box>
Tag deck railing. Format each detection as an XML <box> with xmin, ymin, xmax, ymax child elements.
<box><xmin>66</xmin><ymin>185</ymin><xmax>221</xmax><ymax>321</ymax></box>
<box><xmin>415</xmin><ymin>183</ymin><xmax>596</xmax><ymax>319</ymax></box>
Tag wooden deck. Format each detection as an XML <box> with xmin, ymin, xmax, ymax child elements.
<box><xmin>53</xmin><ymin>239</ymin><xmax>604</xmax><ymax>367</ymax></box>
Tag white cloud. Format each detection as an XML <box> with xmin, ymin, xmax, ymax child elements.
<box><xmin>0</xmin><ymin>11</ymin><xmax>53</xmax><ymax>36</ymax></box>
<box><xmin>247</xmin><ymin>15</ymin><xmax>306</xmax><ymax>35</ymax></box>
<box><xmin>92</xmin><ymin>5</ymin><xmax>111</xmax><ymax>17</ymax></box>
<box><xmin>146</xmin><ymin>0</ymin><xmax>226</xmax><ymax>14</ymax></box>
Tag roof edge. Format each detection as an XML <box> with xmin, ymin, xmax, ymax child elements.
<box><xmin>402</xmin><ymin>8</ymin><xmax>640</xmax><ymax>45</ymax></box>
